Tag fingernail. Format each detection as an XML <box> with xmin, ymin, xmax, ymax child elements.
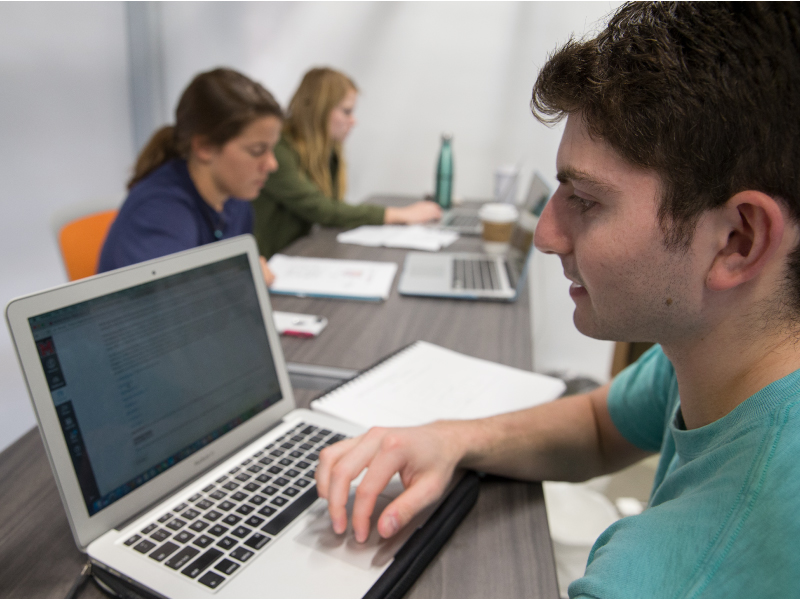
<box><xmin>355</xmin><ymin>529</ymin><xmax>366</xmax><ymax>543</ymax></box>
<box><xmin>382</xmin><ymin>514</ymin><xmax>398</xmax><ymax>538</ymax></box>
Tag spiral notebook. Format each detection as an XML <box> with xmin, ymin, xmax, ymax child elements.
<box><xmin>311</xmin><ymin>341</ymin><xmax>566</xmax><ymax>428</ymax></box>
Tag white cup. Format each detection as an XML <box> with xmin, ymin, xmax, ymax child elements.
<box><xmin>479</xmin><ymin>203</ymin><xmax>518</xmax><ymax>254</ymax></box>
<box><xmin>494</xmin><ymin>165</ymin><xmax>519</xmax><ymax>204</ymax></box>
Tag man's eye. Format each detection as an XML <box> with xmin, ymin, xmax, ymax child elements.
<box><xmin>568</xmin><ymin>194</ymin><xmax>596</xmax><ymax>213</ymax></box>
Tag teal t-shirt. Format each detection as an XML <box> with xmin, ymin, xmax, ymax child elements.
<box><xmin>569</xmin><ymin>345</ymin><xmax>800</xmax><ymax>598</ymax></box>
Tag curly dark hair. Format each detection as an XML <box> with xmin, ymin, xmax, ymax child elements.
<box><xmin>532</xmin><ymin>2</ymin><xmax>800</xmax><ymax>306</ymax></box>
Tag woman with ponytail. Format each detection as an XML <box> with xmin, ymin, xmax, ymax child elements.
<box><xmin>98</xmin><ymin>68</ymin><xmax>283</xmax><ymax>283</ymax></box>
<box><xmin>252</xmin><ymin>67</ymin><xmax>441</xmax><ymax>259</ymax></box>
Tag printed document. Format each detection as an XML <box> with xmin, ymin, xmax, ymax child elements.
<box><xmin>337</xmin><ymin>225</ymin><xmax>459</xmax><ymax>252</ymax></box>
<box><xmin>268</xmin><ymin>254</ymin><xmax>398</xmax><ymax>301</ymax></box>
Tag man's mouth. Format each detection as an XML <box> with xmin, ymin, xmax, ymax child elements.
<box><xmin>564</xmin><ymin>272</ymin><xmax>587</xmax><ymax>296</ymax></box>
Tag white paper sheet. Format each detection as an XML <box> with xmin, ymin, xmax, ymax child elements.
<box><xmin>268</xmin><ymin>254</ymin><xmax>398</xmax><ymax>301</ymax></box>
<box><xmin>336</xmin><ymin>225</ymin><xmax>459</xmax><ymax>252</ymax></box>
<box><xmin>311</xmin><ymin>341</ymin><xmax>566</xmax><ymax>428</ymax></box>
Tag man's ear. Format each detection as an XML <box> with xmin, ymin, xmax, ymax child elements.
<box><xmin>706</xmin><ymin>191</ymin><xmax>786</xmax><ymax>292</ymax></box>
<box><xmin>190</xmin><ymin>135</ymin><xmax>216</xmax><ymax>163</ymax></box>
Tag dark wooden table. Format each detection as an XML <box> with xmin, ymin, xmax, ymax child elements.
<box><xmin>0</xmin><ymin>197</ymin><xmax>558</xmax><ymax>598</ymax></box>
<box><xmin>271</xmin><ymin>201</ymin><xmax>532</xmax><ymax>373</ymax></box>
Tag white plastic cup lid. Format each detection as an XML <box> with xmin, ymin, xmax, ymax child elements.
<box><xmin>479</xmin><ymin>202</ymin><xmax>518</xmax><ymax>223</ymax></box>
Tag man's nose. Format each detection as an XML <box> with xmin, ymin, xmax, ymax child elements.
<box><xmin>533</xmin><ymin>194</ymin><xmax>572</xmax><ymax>256</ymax></box>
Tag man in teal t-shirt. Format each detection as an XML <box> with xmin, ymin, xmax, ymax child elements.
<box><xmin>315</xmin><ymin>3</ymin><xmax>800</xmax><ymax>597</ymax></box>
<box><xmin>570</xmin><ymin>345</ymin><xmax>800</xmax><ymax>597</ymax></box>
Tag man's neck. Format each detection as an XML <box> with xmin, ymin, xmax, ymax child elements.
<box><xmin>662</xmin><ymin>321</ymin><xmax>800</xmax><ymax>429</ymax></box>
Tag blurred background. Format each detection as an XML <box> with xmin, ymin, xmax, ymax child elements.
<box><xmin>0</xmin><ymin>1</ymin><xmax>620</xmax><ymax>452</ymax></box>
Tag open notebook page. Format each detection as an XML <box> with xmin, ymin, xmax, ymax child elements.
<box><xmin>310</xmin><ymin>341</ymin><xmax>566</xmax><ymax>428</ymax></box>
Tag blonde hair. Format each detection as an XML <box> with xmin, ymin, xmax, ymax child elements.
<box><xmin>284</xmin><ymin>68</ymin><xmax>357</xmax><ymax>200</ymax></box>
<box><xmin>129</xmin><ymin>68</ymin><xmax>283</xmax><ymax>189</ymax></box>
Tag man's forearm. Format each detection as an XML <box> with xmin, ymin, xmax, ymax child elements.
<box><xmin>455</xmin><ymin>383</ymin><xmax>650</xmax><ymax>482</ymax></box>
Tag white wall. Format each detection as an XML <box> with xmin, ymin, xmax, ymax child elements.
<box><xmin>0</xmin><ymin>1</ymin><xmax>617</xmax><ymax>453</ymax></box>
<box><xmin>154</xmin><ymin>0</ymin><xmax>617</xmax><ymax>378</ymax></box>
<box><xmin>0</xmin><ymin>2</ymin><xmax>134</xmax><ymax>451</ymax></box>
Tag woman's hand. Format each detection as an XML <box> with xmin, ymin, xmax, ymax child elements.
<box><xmin>384</xmin><ymin>201</ymin><xmax>443</xmax><ymax>224</ymax></box>
<box><xmin>259</xmin><ymin>256</ymin><xmax>275</xmax><ymax>286</ymax></box>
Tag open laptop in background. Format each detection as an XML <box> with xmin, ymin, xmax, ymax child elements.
<box><xmin>399</xmin><ymin>173</ymin><xmax>550</xmax><ymax>301</ymax></box>
<box><xmin>437</xmin><ymin>171</ymin><xmax>550</xmax><ymax>235</ymax></box>
<box><xmin>5</xmin><ymin>235</ymin><xmax>472</xmax><ymax>598</ymax></box>
<box><xmin>438</xmin><ymin>205</ymin><xmax>483</xmax><ymax>235</ymax></box>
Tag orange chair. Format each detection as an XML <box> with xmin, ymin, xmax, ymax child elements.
<box><xmin>58</xmin><ymin>209</ymin><xmax>118</xmax><ymax>281</ymax></box>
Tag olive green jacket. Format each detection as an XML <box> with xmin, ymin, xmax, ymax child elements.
<box><xmin>252</xmin><ymin>135</ymin><xmax>385</xmax><ymax>258</ymax></box>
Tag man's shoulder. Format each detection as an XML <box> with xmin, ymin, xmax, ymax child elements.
<box><xmin>572</xmin><ymin>481</ymin><xmax>800</xmax><ymax>597</ymax></box>
<box><xmin>570</xmin><ymin>394</ymin><xmax>800</xmax><ymax>598</ymax></box>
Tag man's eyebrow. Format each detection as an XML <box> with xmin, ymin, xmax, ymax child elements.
<box><xmin>556</xmin><ymin>167</ymin><xmax>620</xmax><ymax>195</ymax></box>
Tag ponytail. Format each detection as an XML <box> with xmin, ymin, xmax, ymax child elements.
<box><xmin>127</xmin><ymin>125</ymin><xmax>180</xmax><ymax>190</ymax></box>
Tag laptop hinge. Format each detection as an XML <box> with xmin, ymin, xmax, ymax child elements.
<box><xmin>286</xmin><ymin>362</ymin><xmax>357</xmax><ymax>390</ymax></box>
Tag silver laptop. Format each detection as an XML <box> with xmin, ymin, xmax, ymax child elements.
<box><xmin>399</xmin><ymin>174</ymin><xmax>550</xmax><ymax>301</ymax></box>
<box><xmin>438</xmin><ymin>205</ymin><xmax>483</xmax><ymax>235</ymax></box>
<box><xmin>5</xmin><ymin>235</ymin><xmax>438</xmax><ymax>598</ymax></box>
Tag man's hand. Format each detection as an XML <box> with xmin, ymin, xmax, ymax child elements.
<box><xmin>316</xmin><ymin>422</ymin><xmax>465</xmax><ymax>543</ymax></box>
<box><xmin>384</xmin><ymin>201</ymin><xmax>443</xmax><ymax>224</ymax></box>
<box><xmin>259</xmin><ymin>256</ymin><xmax>275</xmax><ymax>286</ymax></box>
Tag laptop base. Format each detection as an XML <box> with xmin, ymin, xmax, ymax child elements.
<box><xmin>87</xmin><ymin>472</ymin><xmax>480</xmax><ymax>599</ymax></box>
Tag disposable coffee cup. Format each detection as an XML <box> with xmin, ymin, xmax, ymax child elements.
<box><xmin>494</xmin><ymin>165</ymin><xmax>519</xmax><ymax>204</ymax></box>
<box><xmin>479</xmin><ymin>203</ymin><xmax>518</xmax><ymax>254</ymax></box>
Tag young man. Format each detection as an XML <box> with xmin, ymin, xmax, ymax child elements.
<box><xmin>316</xmin><ymin>3</ymin><xmax>800</xmax><ymax>596</ymax></box>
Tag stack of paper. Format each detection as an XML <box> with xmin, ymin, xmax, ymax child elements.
<box><xmin>311</xmin><ymin>341</ymin><xmax>566</xmax><ymax>428</ymax></box>
<box><xmin>337</xmin><ymin>225</ymin><xmax>459</xmax><ymax>251</ymax></box>
<box><xmin>268</xmin><ymin>254</ymin><xmax>398</xmax><ymax>301</ymax></box>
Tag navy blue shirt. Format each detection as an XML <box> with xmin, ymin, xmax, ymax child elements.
<box><xmin>98</xmin><ymin>159</ymin><xmax>254</xmax><ymax>272</ymax></box>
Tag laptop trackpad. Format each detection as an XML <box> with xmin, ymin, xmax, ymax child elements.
<box><xmin>294</xmin><ymin>477</ymin><xmax>426</xmax><ymax>569</ymax></box>
<box><xmin>408</xmin><ymin>262</ymin><xmax>447</xmax><ymax>279</ymax></box>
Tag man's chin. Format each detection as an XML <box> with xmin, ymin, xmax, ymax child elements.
<box><xmin>572</xmin><ymin>310</ymin><xmax>621</xmax><ymax>342</ymax></box>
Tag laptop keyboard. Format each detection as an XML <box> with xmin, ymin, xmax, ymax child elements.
<box><xmin>121</xmin><ymin>422</ymin><xmax>346</xmax><ymax>591</ymax></box>
<box><xmin>452</xmin><ymin>258</ymin><xmax>502</xmax><ymax>291</ymax></box>
<box><xmin>448</xmin><ymin>214</ymin><xmax>480</xmax><ymax>228</ymax></box>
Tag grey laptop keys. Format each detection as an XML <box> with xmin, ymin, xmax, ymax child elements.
<box><xmin>438</xmin><ymin>205</ymin><xmax>483</xmax><ymax>235</ymax></box>
<box><xmin>399</xmin><ymin>173</ymin><xmax>550</xmax><ymax>301</ymax></box>
<box><xmin>5</xmin><ymin>235</ymin><xmax>446</xmax><ymax>598</ymax></box>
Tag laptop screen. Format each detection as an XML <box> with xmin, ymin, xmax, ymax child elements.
<box><xmin>27</xmin><ymin>254</ymin><xmax>282</xmax><ymax>516</ymax></box>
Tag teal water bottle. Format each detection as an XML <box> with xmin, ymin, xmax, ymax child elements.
<box><xmin>435</xmin><ymin>133</ymin><xmax>453</xmax><ymax>209</ymax></box>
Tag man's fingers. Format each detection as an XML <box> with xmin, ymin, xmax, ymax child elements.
<box><xmin>349</xmin><ymin>432</ymin><xmax>445</xmax><ymax>543</ymax></box>
<box><xmin>349</xmin><ymin>447</ymin><xmax>410</xmax><ymax>543</ymax></box>
<box><xmin>377</xmin><ymin>473</ymin><xmax>448</xmax><ymax>539</ymax></box>
<box><xmin>319</xmin><ymin>428</ymin><xmax>391</xmax><ymax>535</ymax></box>
<box><xmin>316</xmin><ymin>436</ymin><xmax>367</xmax><ymax>535</ymax></box>
<box><xmin>316</xmin><ymin>436</ymin><xmax>360</xmax><ymax>499</ymax></box>
<box><xmin>317</xmin><ymin>426</ymin><xmax>452</xmax><ymax>543</ymax></box>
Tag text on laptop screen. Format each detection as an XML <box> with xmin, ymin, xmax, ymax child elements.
<box><xmin>27</xmin><ymin>255</ymin><xmax>282</xmax><ymax>516</ymax></box>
